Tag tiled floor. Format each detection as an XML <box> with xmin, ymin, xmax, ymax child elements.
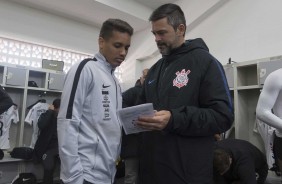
<box><xmin>265</xmin><ymin>171</ymin><xmax>281</xmax><ymax>184</ymax></box>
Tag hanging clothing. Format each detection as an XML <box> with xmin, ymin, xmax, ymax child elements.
<box><xmin>256</xmin><ymin>118</ymin><xmax>275</xmax><ymax>168</ymax></box>
<box><xmin>0</xmin><ymin>105</ymin><xmax>19</xmax><ymax>149</ymax></box>
<box><xmin>25</xmin><ymin>102</ymin><xmax>49</xmax><ymax>148</ymax></box>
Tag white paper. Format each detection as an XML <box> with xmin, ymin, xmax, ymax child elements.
<box><xmin>117</xmin><ymin>103</ymin><xmax>154</xmax><ymax>134</ymax></box>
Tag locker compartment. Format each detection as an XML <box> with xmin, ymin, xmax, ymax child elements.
<box><xmin>28</xmin><ymin>70</ymin><xmax>46</xmax><ymax>88</ymax></box>
<box><xmin>0</xmin><ymin>66</ymin><xmax>4</xmax><ymax>85</ymax></box>
<box><xmin>48</xmin><ymin>73</ymin><xmax>65</xmax><ymax>91</ymax></box>
<box><xmin>224</xmin><ymin>65</ymin><xmax>234</xmax><ymax>88</ymax></box>
<box><xmin>258</xmin><ymin>59</ymin><xmax>282</xmax><ymax>85</ymax></box>
<box><xmin>6</xmin><ymin>67</ymin><xmax>26</xmax><ymax>87</ymax></box>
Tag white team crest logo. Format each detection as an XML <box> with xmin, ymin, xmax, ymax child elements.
<box><xmin>173</xmin><ymin>69</ymin><xmax>191</xmax><ymax>89</ymax></box>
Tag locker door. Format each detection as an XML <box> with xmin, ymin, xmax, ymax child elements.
<box><xmin>224</xmin><ymin>65</ymin><xmax>234</xmax><ymax>88</ymax></box>
<box><xmin>48</xmin><ymin>73</ymin><xmax>65</xmax><ymax>91</ymax></box>
<box><xmin>6</xmin><ymin>67</ymin><xmax>26</xmax><ymax>86</ymax></box>
<box><xmin>0</xmin><ymin>66</ymin><xmax>4</xmax><ymax>84</ymax></box>
<box><xmin>259</xmin><ymin>60</ymin><xmax>282</xmax><ymax>85</ymax></box>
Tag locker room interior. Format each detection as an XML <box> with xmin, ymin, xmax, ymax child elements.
<box><xmin>1</xmin><ymin>0</ymin><xmax>282</xmax><ymax>183</ymax></box>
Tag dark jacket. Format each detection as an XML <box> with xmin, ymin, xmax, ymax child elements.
<box><xmin>121</xmin><ymin>85</ymin><xmax>142</xmax><ymax>158</ymax></box>
<box><xmin>138</xmin><ymin>38</ymin><xmax>234</xmax><ymax>184</ymax></box>
<box><xmin>214</xmin><ymin>139</ymin><xmax>268</xmax><ymax>184</ymax></box>
<box><xmin>33</xmin><ymin>110</ymin><xmax>58</xmax><ymax>162</ymax></box>
<box><xmin>0</xmin><ymin>85</ymin><xmax>13</xmax><ymax>115</ymax></box>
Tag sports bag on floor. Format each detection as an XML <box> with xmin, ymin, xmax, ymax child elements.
<box><xmin>11</xmin><ymin>173</ymin><xmax>37</xmax><ymax>184</ymax></box>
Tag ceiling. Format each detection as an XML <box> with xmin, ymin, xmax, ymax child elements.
<box><xmin>9</xmin><ymin>0</ymin><xmax>178</xmax><ymax>32</ymax></box>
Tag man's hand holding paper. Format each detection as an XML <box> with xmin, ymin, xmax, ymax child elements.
<box><xmin>137</xmin><ymin>110</ymin><xmax>171</xmax><ymax>131</ymax></box>
<box><xmin>117</xmin><ymin>103</ymin><xmax>154</xmax><ymax>134</ymax></box>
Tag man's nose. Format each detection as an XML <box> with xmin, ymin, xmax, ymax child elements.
<box><xmin>155</xmin><ymin>34</ymin><xmax>161</xmax><ymax>42</ymax></box>
<box><xmin>120</xmin><ymin>48</ymin><xmax>127</xmax><ymax>56</ymax></box>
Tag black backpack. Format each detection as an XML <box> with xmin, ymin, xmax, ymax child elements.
<box><xmin>10</xmin><ymin>147</ymin><xmax>34</xmax><ymax>160</ymax></box>
<box><xmin>11</xmin><ymin>173</ymin><xmax>37</xmax><ymax>184</ymax></box>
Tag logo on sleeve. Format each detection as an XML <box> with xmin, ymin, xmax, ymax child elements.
<box><xmin>148</xmin><ymin>79</ymin><xmax>155</xmax><ymax>85</ymax></box>
<box><xmin>173</xmin><ymin>69</ymin><xmax>191</xmax><ymax>89</ymax></box>
<box><xmin>102</xmin><ymin>84</ymin><xmax>111</xmax><ymax>88</ymax></box>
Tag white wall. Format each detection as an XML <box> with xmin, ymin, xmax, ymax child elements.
<box><xmin>0</xmin><ymin>0</ymin><xmax>99</xmax><ymax>54</ymax></box>
<box><xmin>187</xmin><ymin>0</ymin><xmax>282</xmax><ymax>64</ymax></box>
<box><xmin>132</xmin><ymin>0</ymin><xmax>282</xmax><ymax>73</ymax></box>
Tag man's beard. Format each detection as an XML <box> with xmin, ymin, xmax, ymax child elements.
<box><xmin>157</xmin><ymin>42</ymin><xmax>172</xmax><ymax>56</ymax></box>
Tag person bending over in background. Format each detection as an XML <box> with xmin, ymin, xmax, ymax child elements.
<box><xmin>33</xmin><ymin>98</ymin><xmax>61</xmax><ymax>184</ymax></box>
<box><xmin>136</xmin><ymin>3</ymin><xmax>234</xmax><ymax>184</ymax></box>
<box><xmin>256</xmin><ymin>68</ymin><xmax>282</xmax><ymax>176</ymax></box>
<box><xmin>213</xmin><ymin>139</ymin><xmax>268</xmax><ymax>184</ymax></box>
<box><xmin>121</xmin><ymin>68</ymin><xmax>148</xmax><ymax>184</ymax></box>
<box><xmin>57</xmin><ymin>19</ymin><xmax>133</xmax><ymax>184</ymax></box>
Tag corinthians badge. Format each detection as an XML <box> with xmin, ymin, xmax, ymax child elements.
<box><xmin>173</xmin><ymin>69</ymin><xmax>191</xmax><ymax>89</ymax></box>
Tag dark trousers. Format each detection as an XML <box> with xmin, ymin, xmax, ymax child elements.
<box><xmin>42</xmin><ymin>148</ymin><xmax>59</xmax><ymax>184</ymax></box>
<box><xmin>256</xmin><ymin>163</ymin><xmax>269</xmax><ymax>184</ymax></box>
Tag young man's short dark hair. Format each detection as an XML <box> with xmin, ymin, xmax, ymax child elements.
<box><xmin>52</xmin><ymin>99</ymin><xmax>61</xmax><ymax>109</ymax></box>
<box><xmin>213</xmin><ymin>148</ymin><xmax>231</xmax><ymax>174</ymax></box>
<box><xmin>99</xmin><ymin>19</ymin><xmax>134</xmax><ymax>40</ymax></box>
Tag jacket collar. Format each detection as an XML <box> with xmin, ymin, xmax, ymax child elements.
<box><xmin>95</xmin><ymin>52</ymin><xmax>116</xmax><ymax>73</ymax></box>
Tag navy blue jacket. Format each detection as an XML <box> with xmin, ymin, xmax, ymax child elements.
<box><xmin>138</xmin><ymin>38</ymin><xmax>234</xmax><ymax>184</ymax></box>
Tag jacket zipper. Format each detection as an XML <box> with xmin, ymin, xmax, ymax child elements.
<box><xmin>111</xmin><ymin>69</ymin><xmax>118</xmax><ymax>109</ymax></box>
<box><xmin>156</xmin><ymin>59</ymin><xmax>169</xmax><ymax>105</ymax></box>
<box><xmin>111</xmin><ymin>69</ymin><xmax>122</xmax><ymax>183</ymax></box>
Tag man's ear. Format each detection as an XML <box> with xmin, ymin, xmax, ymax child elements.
<box><xmin>176</xmin><ymin>24</ymin><xmax>185</xmax><ymax>36</ymax></box>
<box><xmin>98</xmin><ymin>37</ymin><xmax>104</xmax><ymax>50</ymax></box>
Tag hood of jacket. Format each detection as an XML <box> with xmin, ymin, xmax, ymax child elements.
<box><xmin>163</xmin><ymin>38</ymin><xmax>209</xmax><ymax>62</ymax></box>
